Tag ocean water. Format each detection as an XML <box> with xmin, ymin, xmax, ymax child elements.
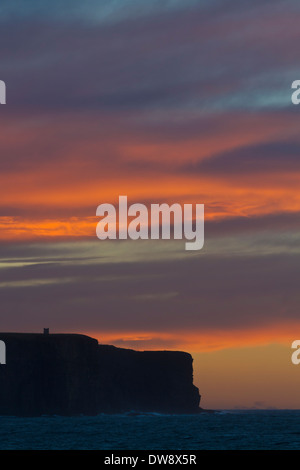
<box><xmin>0</xmin><ymin>410</ymin><xmax>299</xmax><ymax>450</ymax></box>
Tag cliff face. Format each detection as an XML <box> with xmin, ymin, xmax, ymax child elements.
<box><xmin>0</xmin><ymin>333</ymin><xmax>201</xmax><ymax>416</ymax></box>
<box><xmin>97</xmin><ymin>345</ymin><xmax>200</xmax><ymax>414</ymax></box>
<box><xmin>0</xmin><ymin>334</ymin><xmax>100</xmax><ymax>416</ymax></box>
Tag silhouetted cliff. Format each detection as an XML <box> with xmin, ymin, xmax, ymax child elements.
<box><xmin>0</xmin><ymin>333</ymin><xmax>201</xmax><ymax>416</ymax></box>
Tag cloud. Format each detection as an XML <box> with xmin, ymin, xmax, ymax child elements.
<box><xmin>0</xmin><ymin>0</ymin><xmax>300</xmax><ymax>354</ymax></box>
<box><xmin>184</xmin><ymin>141</ymin><xmax>300</xmax><ymax>175</ymax></box>
<box><xmin>0</xmin><ymin>0</ymin><xmax>205</xmax><ymax>23</ymax></box>
<box><xmin>0</xmin><ymin>240</ymin><xmax>300</xmax><ymax>348</ymax></box>
<box><xmin>0</xmin><ymin>0</ymin><xmax>299</xmax><ymax>115</ymax></box>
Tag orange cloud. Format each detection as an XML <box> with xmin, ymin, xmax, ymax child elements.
<box><xmin>82</xmin><ymin>321</ymin><xmax>300</xmax><ymax>353</ymax></box>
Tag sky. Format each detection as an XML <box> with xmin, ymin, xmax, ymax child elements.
<box><xmin>1</xmin><ymin>0</ymin><xmax>300</xmax><ymax>409</ymax></box>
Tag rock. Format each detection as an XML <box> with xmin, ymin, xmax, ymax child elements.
<box><xmin>0</xmin><ymin>333</ymin><xmax>201</xmax><ymax>416</ymax></box>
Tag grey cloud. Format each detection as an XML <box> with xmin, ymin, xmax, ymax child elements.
<box><xmin>184</xmin><ymin>141</ymin><xmax>300</xmax><ymax>176</ymax></box>
<box><xmin>0</xmin><ymin>0</ymin><xmax>299</xmax><ymax>115</ymax></box>
<box><xmin>0</xmin><ymin>241</ymin><xmax>299</xmax><ymax>341</ymax></box>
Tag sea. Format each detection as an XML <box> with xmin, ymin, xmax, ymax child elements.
<box><xmin>0</xmin><ymin>410</ymin><xmax>299</xmax><ymax>450</ymax></box>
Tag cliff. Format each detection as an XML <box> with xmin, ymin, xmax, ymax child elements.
<box><xmin>0</xmin><ymin>333</ymin><xmax>201</xmax><ymax>416</ymax></box>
